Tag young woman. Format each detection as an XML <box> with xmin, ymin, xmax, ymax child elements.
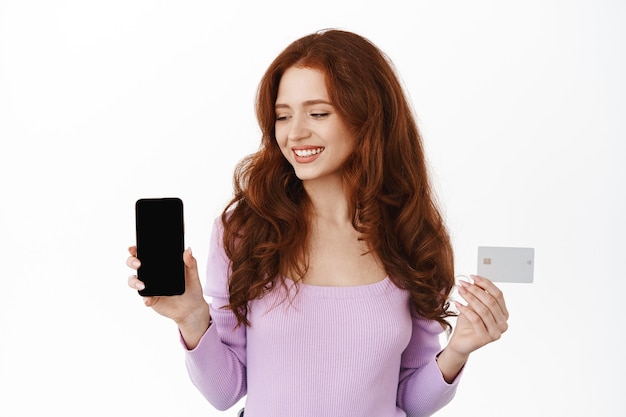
<box><xmin>127</xmin><ymin>29</ymin><xmax>508</xmax><ymax>416</ymax></box>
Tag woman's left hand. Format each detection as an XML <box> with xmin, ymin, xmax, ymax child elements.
<box><xmin>448</xmin><ymin>275</ymin><xmax>509</xmax><ymax>357</ymax></box>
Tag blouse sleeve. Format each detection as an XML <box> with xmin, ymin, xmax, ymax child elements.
<box><xmin>183</xmin><ymin>217</ymin><xmax>247</xmax><ymax>411</ymax></box>
<box><xmin>397</xmin><ymin>308</ymin><xmax>463</xmax><ymax>417</ymax></box>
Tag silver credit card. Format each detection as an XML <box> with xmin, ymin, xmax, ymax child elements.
<box><xmin>477</xmin><ymin>246</ymin><xmax>534</xmax><ymax>283</ymax></box>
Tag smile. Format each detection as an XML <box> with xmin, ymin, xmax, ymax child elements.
<box><xmin>294</xmin><ymin>147</ymin><xmax>324</xmax><ymax>157</ymax></box>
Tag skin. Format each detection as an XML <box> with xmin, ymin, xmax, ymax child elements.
<box><xmin>274</xmin><ymin>67</ymin><xmax>385</xmax><ymax>286</ymax></box>
<box><xmin>274</xmin><ymin>67</ymin><xmax>356</xmax><ymax>186</ymax></box>
<box><xmin>126</xmin><ymin>66</ymin><xmax>509</xmax><ymax>382</ymax></box>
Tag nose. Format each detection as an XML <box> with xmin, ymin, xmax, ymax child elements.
<box><xmin>287</xmin><ymin>114</ymin><xmax>311</xmax><ymax>141</ymax></box>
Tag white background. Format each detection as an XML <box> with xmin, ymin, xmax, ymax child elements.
<box><xmin>1</xmin><ymin>1</ymin><xmax>624</xmax><ymax>416</ymax></box>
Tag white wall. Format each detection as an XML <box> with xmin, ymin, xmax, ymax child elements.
<box><xmin>1</xmin><ymin>1</ymin><xmax>624</xmax><ymax>415</ymax></box>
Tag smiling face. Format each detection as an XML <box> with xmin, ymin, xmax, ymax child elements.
<box><xmin>274</xmin><ymin>66</ymin><xmax>355</xmax><ymax>186</ymax></box>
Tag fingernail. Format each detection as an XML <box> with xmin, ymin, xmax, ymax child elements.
<box><xmin>132</xmin><ymin>260</ymin><xmax>140</xmax><ymax>267</ymax></box>
<box><xmin>135</xmin><ymin>282</ymin><xmax>145</xmax><ymax>290</ymax></box>
<box><xmin>454</xmin><ymin>299</ymin><xmax>467</xmax><ymax>308</ymax></box>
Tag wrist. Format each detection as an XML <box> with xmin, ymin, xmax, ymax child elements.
<box><xmin>176</xmin><ymin>302</ymin><xmax>211</xmax><ymax>349</ymax></box>
<box><xmin>436</xmin><ymin>347</ymin><xmax>469</xmax><ymax>383</ymax></box>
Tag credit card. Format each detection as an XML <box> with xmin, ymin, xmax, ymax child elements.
<box><xmin>477</xmin><ymin>246</ymin><xmax>534</xmax><ymax>283</ymax></box>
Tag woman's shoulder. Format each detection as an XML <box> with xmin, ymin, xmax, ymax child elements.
<box><xmin>205</xmin><ymin>214</ymin><xmax>229</xmax><ymax>298</ymax></box>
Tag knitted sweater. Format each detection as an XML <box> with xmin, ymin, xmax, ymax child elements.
<box><xmin>184</xmin><ymin>219</ymin><xmax>461</xmax><ymax>416</ymax></box>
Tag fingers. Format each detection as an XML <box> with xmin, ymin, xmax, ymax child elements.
<box><xmin>453</xmin><ymin>300</ymin><xmax>489</xmax><ymax>336</ymax></box>
<box><xmin>143</xmin><ymin>296</ymin><xmax>159</xmax><ymax>307</ymax></box>
<box><xmin>126</xmin><ymin>246</ymin><xmax>145</xmax><ymax>290</ymax></box>
<box><xmin>126</xmin><ymin>246</ymin><xmax>141</xmax><ymax>271</ymax></box>
<box><xmin>127</xmin><ymin>246</ymin><xmax>198</xmax><ymax>312</ymax></box>
<box><xmin>126</xmin><ymin>245</ymin><xmax>161</xmax><ymax>309</ymax></box>
<box><xmin>460</xmin><ymin>276</ymin><xmax>508</xmax><ymax>321</ymax></box>
<box><xmin>183</xmin><ymin>247</ymin><xmax>196</xmax><ymax>269</ymax></box>
<box><xmin>183</xmin><ymin>247</ymin><xmax>199</xmax><ymax>279</ymax></box>
<box><xmin>128</xmin><ymin>274</ymin><xmax>145</xmax><ymax>291</ymax></box>
<box><xmin>182</xmin><ymin>247</ymin><xmax>204</xmax><ymax>295</ymax></box>
<box><xmin>471</xmin><ymin>275</ymin><xmax>509</xmax><ymax>319</ymax></box>
<box><xmin>457</xmin><ymin>277</ymin><xmax>509</xmax><ymax>338</ymax></box>
<box><xmin>456</xmin><ymin>287</ymin><xmax>497</xmax><ymax>340</ymax></box>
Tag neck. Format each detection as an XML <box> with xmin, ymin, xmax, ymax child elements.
<box><xmin>303</xmin><ymin>176</ymin><xmax>351</xmax><ymax>224</ymax></box>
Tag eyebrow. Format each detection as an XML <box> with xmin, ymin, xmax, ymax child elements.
<box><xmin>275</xmin><ymin>99</ymin><xmax>333</xmax><ymax>109</ymax></box>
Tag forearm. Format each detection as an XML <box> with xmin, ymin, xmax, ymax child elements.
<box><xmin>183</xmin><ymin>302</ymin><xmax>248</xmax><ymax>410</ymax></box>
<box><xmin>177</xmin><ymin>302</ymin><xmax>211</xmax><ymax>350</ymax></box>
<box><xmin>436</xmin><ymin>347</ymin><xmax>469</xmax><ymax>383</ymax></box>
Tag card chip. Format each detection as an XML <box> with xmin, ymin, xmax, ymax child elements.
<box><xmin>483</xmin><ymin>257</ymin><xmax>492</xmax><ymax>265</ymax></box>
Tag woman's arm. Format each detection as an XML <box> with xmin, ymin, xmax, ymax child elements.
<box><xmin>397</xmin><ymin>315</ymin><xmax>459</xmax><ymax>417</ymax></box>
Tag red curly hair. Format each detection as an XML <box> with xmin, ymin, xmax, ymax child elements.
<box><xmin>222</xmin><ymin>29</ymin><xmax>455</xmax><ymax>329</ymax></box>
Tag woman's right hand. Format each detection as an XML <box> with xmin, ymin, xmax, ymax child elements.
<box><xmin>127</xmin><ymin>246</ymin><xmax>211</xmax><ymax>349</ymax></box>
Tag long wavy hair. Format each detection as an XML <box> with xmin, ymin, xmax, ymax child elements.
<box><xmin>222</xmin><ymin>29</ymin><xmax>455</xmax><ymax>329</ymax></box>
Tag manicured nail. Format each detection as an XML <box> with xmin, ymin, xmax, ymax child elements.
<box><xmin>132</xmin><ymin>260</ymin><xmax>140</xmax><ymax>268</ymax></box>
<box><xmin>135</xmin><ymin>282</ymin><xmax>145</xmax><ymax>290</ymax></box>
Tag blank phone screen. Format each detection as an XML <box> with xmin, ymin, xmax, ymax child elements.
<box><xmin>135</xmin><ymin>198</ymin><xmax>185</xmax><ymax>296</ymax></box>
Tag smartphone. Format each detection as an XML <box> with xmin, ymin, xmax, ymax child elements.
<box><xmin>135</xmin><ymin>198</ymin><xmax>185</xmax><ymax>296</ymax></box>
<box><xmin>477</xmin><ymin>246</ymin><xmax>534</xmax><ymax>283</ymax></box>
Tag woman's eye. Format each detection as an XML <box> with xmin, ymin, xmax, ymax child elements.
<box><xmin>276</xmin><ymin>115</ymin><xmax>289</xmax><ymax>121</ymax></box>
<box><xmin>311</xmin><ymin>112</ymin><xmax>329</xmax><ymax>119</ymax></box>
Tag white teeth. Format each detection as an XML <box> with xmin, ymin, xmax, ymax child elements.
<box><xmin>294</xmin><ymin>148</ymin><xmax>324</xmax><ymax>157</ymax></box>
